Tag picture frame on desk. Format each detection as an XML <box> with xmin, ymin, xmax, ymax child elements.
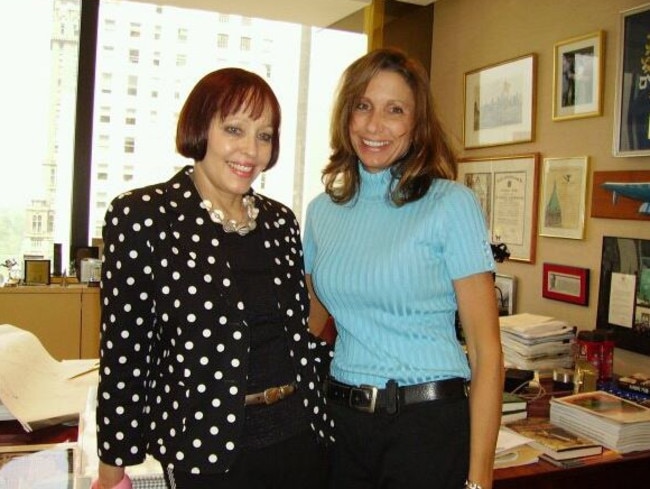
<box><xmin>23</xmin><ymin>259</ymin><xmax>51</xmax><ymax>286</ymax></box>
<box><xmin>495</xmin><ymin>273</ymin><xmax>516</xmax><ymax>316</ymax></box>
<box><xmin>542</xmin><ymin>263</ymin><xmax>589</xmax><ymax>306</ymax></box>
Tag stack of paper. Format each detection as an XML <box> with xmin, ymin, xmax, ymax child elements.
<box><xmin>550</xmin><ymin>391</ymin><xmax>650</xmax><ymax>454</ymax></box>
<box><xmin>499</xmin><ymin>313</ymin><xmax>576</xmax><ymax>371</ymax></box>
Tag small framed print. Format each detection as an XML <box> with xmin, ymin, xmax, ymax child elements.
<box><xmin>552</xmin><ymin>31</ymin><xmax>604</xmax><ymax>121</ymax></box>
<box><xmin>539</xmin><ymin>156</ymin><xmax>589</xmax><ymax>239</ymax></box>
<box><xmin>463</xmin><ymin>54</ymin><xmax>536</xmax><ymax>149</ymax></box>
<box><xmin>24</xmin><ymin>259</ymin><xmax>51</xmax><ymax>286</ymax></box>
<box><xmin>542</xmin><ymin>263</ymin><xmax>589</xmax><ymax>306</ymax></box>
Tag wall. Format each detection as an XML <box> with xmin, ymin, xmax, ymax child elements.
<box><xmin>431</xmin><ymin>0</ymin><xmax>650</xmax><ymax>374</ymax></box>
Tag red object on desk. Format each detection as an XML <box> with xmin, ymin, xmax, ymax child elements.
<box><xmin>0</xmin><ymin>420</ymin><xmax>78</xmax><ymax>446</ymax></box>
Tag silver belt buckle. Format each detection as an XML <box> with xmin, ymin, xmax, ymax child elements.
<box><xmin>350</xmin><ymin>385</ymin><xmax>378</xmax><ymax>413</ymax></box>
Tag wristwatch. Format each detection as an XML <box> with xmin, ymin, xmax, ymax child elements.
<box><xmin>465</xmin><ymin>481</ymin><xmax>483</xmax><ymax>489</ymax></box>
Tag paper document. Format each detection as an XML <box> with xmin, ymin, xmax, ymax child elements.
<box><xmin>0</xmin><ymin>324</ymin><xmax>98</xmax><ymax>431</ymax></box>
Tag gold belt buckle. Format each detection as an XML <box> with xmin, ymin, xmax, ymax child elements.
<box><xmin>262</xmin><ymin>383</ymin><xmax>294</xmax><ymax>405</ymax></box>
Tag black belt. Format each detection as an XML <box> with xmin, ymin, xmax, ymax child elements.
<box><xmin>325</xmin><ymin>377</ymin><xmax>468</xmax><ymax>414</ymax></box>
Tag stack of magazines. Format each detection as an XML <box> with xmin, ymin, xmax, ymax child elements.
<box><xmin>499</xmin><ymin>313</ymin><xmax>576</xmax><ymax>371</ymax></box>
<box><xmin>550</xmin><ymin>391</ymin><xmax>650</xmax><ymax>454</ymax></box>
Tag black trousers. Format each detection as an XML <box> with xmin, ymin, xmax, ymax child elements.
<box><xmin>328</xmin><ymin>397</ymin><xmax>470</xmax><ymax>489</ymax></box>
<box><xmin>162</xmin><ymin>430</ymin><xmax>328</xmax><ymax>489</ymax></box>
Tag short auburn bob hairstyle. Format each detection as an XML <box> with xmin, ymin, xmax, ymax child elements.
<box><xmin>176</xmin><ymin>68</ymin><xmax>281</xmax><ymax>170</ymax></box>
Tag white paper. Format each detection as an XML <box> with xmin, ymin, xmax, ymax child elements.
<box><xmin>0</xmin><ymin>324</ymin><xmax>98</xmax><ymax>431</ymax></box>
<box><xmin>496</xmin><ymin>428</ymin><xmax>533</xmax><ymax>454</ymax></box>
<box><xmin>608</xmin><ymin>273</ymin><xmax>636</xmax><ymax>328</ymax></box>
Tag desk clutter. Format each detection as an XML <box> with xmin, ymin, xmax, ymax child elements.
<box><xmin>499</xmin><ymin>313</ymin><xmax>576</xmax><ymax>371</ymax></box>
<box><xmin>0</xmin><ymin>324</ymin><xmax>163</xmax><ymax>488</ymax></box>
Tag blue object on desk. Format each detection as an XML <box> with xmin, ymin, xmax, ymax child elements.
<box><xmin>598</xmin><ymin>380</ymin><xmax>650</xmax><ymax>405</ymax></box>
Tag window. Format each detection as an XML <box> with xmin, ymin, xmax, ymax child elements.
<box><xmin>124</xmin><ymin>137</ymin><xmax>135</xmax><ymax>154</ymax></box>
<box><xmin>125</xmin><ymin>108</ymin><xmax>136</xmax><ymax>125</ymax></box>
<box><xmin>129</xmin><ymin>22</ymin><xmax>141</xmax><ymax>38</ymax></box>
<box><xmin>240</xmin><ymin>36</ymin><xmax>251</xmax><ymax>51</ymax></box>
<box><xmin>0</xmin><ymin>0</ymin><xmax>366</xmax><ymax>270</ymax></box>
<box><xmin>217</xmin><ymin>33</ymin><xmax>228</xmax><ymax>49</ymax></box>
<box><xmin>127</xmin><ymin>75</ymin><xmax>138</xmax><ymax>96</ymax></box>
<box><xmin>0</xmin><ymin>0</ymin><xmax>80</xmax><ymax>267</ymax></box>
<box><xmin>128</xmin><ymin>48</ymin><xmax>139</xmax><ymax>63</ymax></box>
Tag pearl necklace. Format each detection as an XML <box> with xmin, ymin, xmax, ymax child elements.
<box><xmin>202</xmin><ymin>195</ymin><xmax>259</xmax><ymax>236</ymax></box>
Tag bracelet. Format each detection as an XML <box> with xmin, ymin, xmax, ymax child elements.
<box><xmin>465</xmin><ymin>481</ymin><xmax>483</xmax><ymax>489</ymax></box>
<box><xmin>91</xmin><ymin>474</ymin><xmax>133</xmax><ymax>489</ymax></box>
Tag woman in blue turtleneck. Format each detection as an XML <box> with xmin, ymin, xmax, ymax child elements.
<box><xmin>303</xmin><ymin>48</ymin><xmax>503</xmax><ymax>489</ymax></box>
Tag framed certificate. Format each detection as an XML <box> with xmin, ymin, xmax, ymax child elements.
<box><xmin>458</xmin><ymin>154</ymin><xmax>540</xmax><ymax>263</ymax></box>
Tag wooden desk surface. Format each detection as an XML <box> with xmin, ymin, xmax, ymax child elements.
<box><xmin>494</xmin><ymin>449</ymin><xmax>650</xmax><ymax>489</ymax></box>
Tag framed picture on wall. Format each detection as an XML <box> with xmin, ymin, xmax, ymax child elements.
<box><xmin>458</xmin><ymin>153</ymin><xmax>539</xmax><ymax>263</ymax></box>
<box><xmin>613</xmin><ymin>4</ymin><xmax>650</xmax><ymax>156</ymax></box>
<box><xmin>552</xmin><ymin>31</ymin><xmax>605</xmax><ymax>121</ymax></box>
<box><xmin>542</xmin><ymin>263</ymin><xmax>590</xmax><ymax>306</ymax></box>
<box><xmin>597</xmin><ymin>236</ymin><xmax>650</xmax><ymax>355</ymax></box>
<box><xmin>539</xmin><ymin>156</ymin><xmax>589</xmax><ymax>239</ymax></box>
<box><xmin>463</xmin><ymin>54</ymin><xmax>537</xmax><ymax>149</ymax></box>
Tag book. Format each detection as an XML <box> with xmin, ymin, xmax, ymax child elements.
<box><xmin>501</xmin><ymin>392</ymin><xmax>528</xmax><ymax>424</ymax></box>
<box><xmin>501</xmin><ymin>409</ymin><xmax>528</xmax><ymax>424</ymax></box>
<box><xmin>538</xmin><ymin>448</ymin><xmax>621</xmax><ymax>469</ymax></box>
<box><xmin>504</xmin><ymin>418</ymin><xmax>603</xmax><ymax>461</ymax></box>
<box><xmin>550</xmin><ymin>390</ymin><xmax>650</xmax><ymax>454</ymax></box>
<box><xmin>503</xmin><ymin>392</ymin><xmax>527</xmax><ymax>412</ymax></box>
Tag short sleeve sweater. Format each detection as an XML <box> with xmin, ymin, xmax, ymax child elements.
<box><xmin>303</xmin><ymin>165</ymin><xmax>495</xmax><ymax>387</ymax></box>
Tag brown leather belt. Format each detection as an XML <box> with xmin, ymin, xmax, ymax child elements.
<box><xmin>325</xmin><ymin>377</ymin><xmax>468</xmax><ymax>414</ymax></box>
<box><xmin>244</xmin><ymin>383</ymin><xmax>297</xmax><ymax>406</ymax></box>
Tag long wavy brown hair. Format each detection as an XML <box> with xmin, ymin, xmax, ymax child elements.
<box><xmin>324</xmin><ymin>48</ymin><xmax>457</xmax><ymax>205</ymax></box>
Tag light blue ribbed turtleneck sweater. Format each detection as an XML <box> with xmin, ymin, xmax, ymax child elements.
<box><xmin>303</xmin><ymin>165</ymin><xmax>495</xmax><ymax>387</ymax></box>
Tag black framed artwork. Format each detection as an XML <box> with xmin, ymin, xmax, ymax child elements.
<box><xmin>596</xmin><ymin>236</ymin><xmax>650</xmax><ymax>355</ymax></box>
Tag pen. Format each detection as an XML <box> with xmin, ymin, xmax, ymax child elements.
<box><xmin>68</xmin><ymin>362</ymin><xmax>100</xmax><ymax>380</ymax></box>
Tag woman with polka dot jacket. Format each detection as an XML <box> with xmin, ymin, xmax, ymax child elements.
<box><xmin>94</xmin><ymin>68</ymin><xmax>333</xmax><ymax>489</ymax></box>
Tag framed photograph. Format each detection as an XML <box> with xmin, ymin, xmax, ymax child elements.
<box><xmin>23</xmin><ymin>259</ymin><xmax>51</xmax><ymax>286</ymax></box>
<box><xmin>463</xmin><ymin>53</ymin><xmax>537</xmax><ymax>149</ymax></box>
<box><xmin>458</xmin><ymin>153</ymin><xmax>539</xmax><ymax>263</ymax></box>
<box><xmin>597</xmin><ymin>236</ymin><xmax>650</xmax><ymax>355</ymax></box>
<box><xmin>542</xmin><ymin>263</ymin><xmax>590</xmax><ymax>306</ymax></box>
<box><xmin>613</xmin><ymin>4</ymin><xmax>650</xmax><ymax>156</ymax></box>
<box><xmin>552</xmin><ymin>31</ymin><xmax>605</xmax><ymax>121</ymax></box>
<box><xmin>591</xmin><ymin>170</ymin><xmax>650</xmax><ymax>221</ymax></box>
<box><xmin>539</xmin><ymin>156</ymin><xmax>589</xmax><ymax>239</ymax></box>
<box><xmin>495</xmin><ymin>273</ymin><xmax>516</xmax><ymax>316</ymax></box>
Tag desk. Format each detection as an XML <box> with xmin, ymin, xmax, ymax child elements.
<box><xmin>494</xmin><ymin>450</ymin><xmax>650</xmax><ymax>488</ymax></box>
<box><xmin>0</xmin><ymin>285</ymin><xmax>100</xmax><ymax>359</ymax></box>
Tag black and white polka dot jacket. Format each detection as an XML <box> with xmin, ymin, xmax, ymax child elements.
<box><xmin>96</xmin><ymin>166</ymin><xmax>333</xmax><ymax>474</ymax></box>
